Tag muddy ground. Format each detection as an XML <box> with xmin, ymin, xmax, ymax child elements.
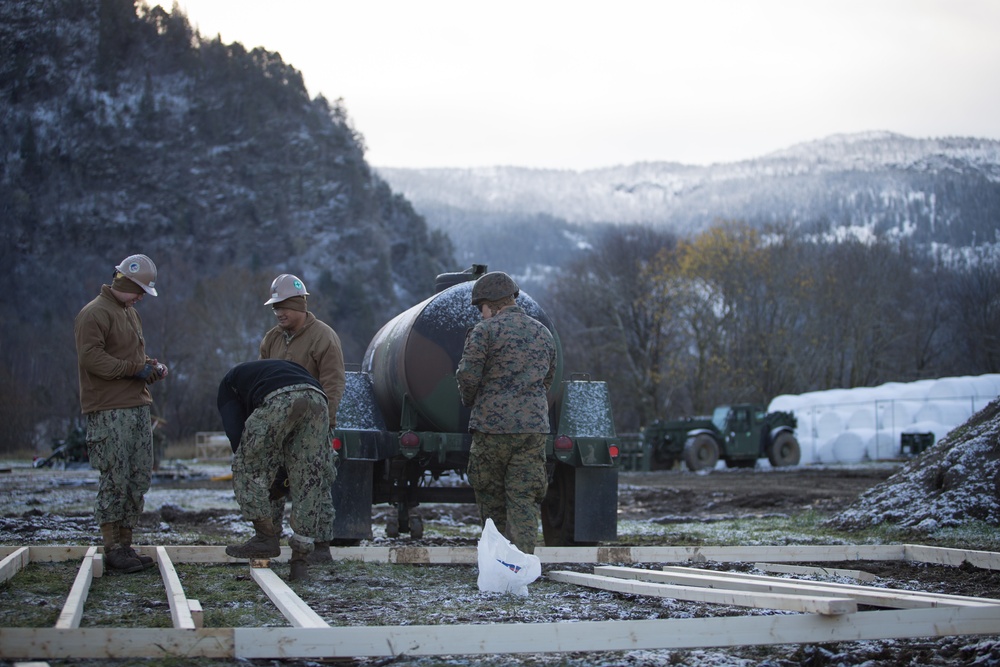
<box><xmin>2</xmin><ymin>462</ymin><xmax>1000</xmax><ymax>666</ymax></box>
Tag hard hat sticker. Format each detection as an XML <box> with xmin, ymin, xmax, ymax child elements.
<box><xmin>293</xmin><ymin>280</ymin><xmax>303</xmax><ymax>290</ymax></box>
<box><xmin>128</xmin><ymin>262</ymin><xmax>140</xmax><ymax>273</ymax></box>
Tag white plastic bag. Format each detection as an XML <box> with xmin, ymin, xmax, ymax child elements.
<box><xmin>476</xmin><ymin>518</ymin><xmax>542</xmax><ymax>596</ymax></box>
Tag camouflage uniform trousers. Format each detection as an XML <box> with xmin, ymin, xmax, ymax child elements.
<box><xmin>86</xmin><ymin>405</ymin><xmax>153</xmax><ymax>528</ymax></box>
<box><xmin>232</xmin><ymin>386</ymin><xmax>336</xmax><ymax>544</ymax></box>
<box><xmin>467</xmin><ymin>432</ymin><xmax>548</xmax><ymax>553</ymax></box>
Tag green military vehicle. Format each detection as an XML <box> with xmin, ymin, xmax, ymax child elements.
<box><xmin>331</xmin><ymin>265</ymin><xmax>621</xmax><ymax>546</ymax></box>
<box><xmin>643</xmin><ymin>404</ymin><xmax>799</xmax><ymax>472</ymax></box>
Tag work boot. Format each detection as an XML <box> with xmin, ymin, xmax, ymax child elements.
<box><xmin>119</xmin><ymin>525</ymin><xmax>155</xmax><ymax>569</ymax></box>
<box><xmin>290</xmin><ymin>548</ymin><xmax>310</xmax><ymax>581</ymax></box>
<box><xmin>100</xmin><ymin>522</ymin><xmax>144</xmax><ymax>574</ymax></box>
<box><xmin>307</xmin><ymin>540</ymin><xmax>332</xmax><ymax>564</ymax></box>
<box><xmin>226</xmin><ymin>518</ymin><xmax>281</xmax><ymax>559</ymax></box>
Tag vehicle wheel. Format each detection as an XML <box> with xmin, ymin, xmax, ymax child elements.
<box><xmin>385</xmin><ymin>513</ymin><xmax>399</xmax><ymax>538</ymax></box>
<box><xmin>541</xmin><ymin>463</ymin><xmax>596</xmax><ymax>547</ymax></box>
<box><xmin>768</xmin><ymin>432</ymin><xmax>801</xmax><ymax>467</ymax></box>
<box><xmin>683</xmin><ymin>434</ymin><xmax>719</xmax><ymax>471</ymax></box>
<box><xmin>409</xmin><ymin>514</ymin><xmax>424</xmax><ymax>539</ymax></box>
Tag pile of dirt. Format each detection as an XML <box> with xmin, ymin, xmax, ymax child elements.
<box><xmin>828</xmin><ymin>398</ymin><xmax>1000</xmax><ymax>531</ymax></box>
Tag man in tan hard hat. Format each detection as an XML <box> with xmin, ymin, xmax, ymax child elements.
<box><xmin>259</xmin><ymin>273</ymin><xmax>345</xmax><ymax>563</ymax></box>
<box><xmin>74</xmin><ymin>253</ymin><xmax>169</xmax><ymax>573</ymax></box>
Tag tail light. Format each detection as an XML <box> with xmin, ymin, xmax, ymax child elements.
<box><xmin>400</xmin><ymin>431</ymin><xmax>420</xmax><ymax>449</ymax></box>
<box><xmin>608</xmin><ymin>443</ymin><xmax>620</xmax><ymax>458</ymax></box>
<box><xmin>554</xmin><ymin>435</ymin><xmax>574</xmax><ymax>451</ymax></box>
<box><xmin>331</xmin><ymin>437</ymin><xmax>342</xmax><ymax>452</ymax></box>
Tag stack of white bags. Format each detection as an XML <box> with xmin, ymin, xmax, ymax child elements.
<box><xmin>768</xmin><ymin>374</ymin><xmax>1000</xmax><ymax>465</ymax></box>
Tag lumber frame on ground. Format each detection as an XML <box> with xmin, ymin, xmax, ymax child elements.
<box><xmin>0</xmin><ymin>543</ymin><xmax>999</xmax><ymax>660</ymax></box>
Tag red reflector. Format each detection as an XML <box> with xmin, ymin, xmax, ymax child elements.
<box><xmin>400</xmin><ymin>431</ymin><xmax>420</xmax><ymax>448</ymax></box>
<box><xmin>609</xmin><ymin>444</ymin><xmax>620</xmax><ymax>458</ymax></box>
<box><xmin>331</xmin><ymin>437</ymin><xmax>342</xmax><ymax>451</ymax></box>
<box><xmin>554</xmin><ymin>435</ymin><xmax>574</xmax><ymax>451</ymax></box>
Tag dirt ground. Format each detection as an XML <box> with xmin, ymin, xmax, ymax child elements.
<box><xmin>3</xmin><ymin>462</ymin><xmax>1000</xmax><ymax>666</ymax></box>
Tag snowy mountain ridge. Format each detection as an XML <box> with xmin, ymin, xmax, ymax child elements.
<box><xmin>378</xmin><ymin>132</ymin><xmax>1000</xmax><ymax>245</ymax></box>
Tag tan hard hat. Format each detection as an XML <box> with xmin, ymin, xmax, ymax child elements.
<box><xmin>265</xmin><ymin>274</ymin><xmax>309</xmax><ymax>305</ymax></box>
<box><xmin>115</xmin><ymin>254</ymin><xmax>158</xmax><ymax>296</ymax></box>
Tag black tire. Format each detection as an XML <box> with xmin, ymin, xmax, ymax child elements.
<box><xmin>541</xmin><ymin>463</ymin><xmax>596</xmax><ymax>547</ymax></box>
<box><xmin>768</xmin><ymin>431</ymin><xmax>801</xmax><ymax>467</ymax></box>
<box><xmin>409</xmin><ymin>515</ymin><xmax>424</xmax><ymax>539</ymax></box>
<box><xmin>683</xmin><ymin>434</ymin><xmax>719</xmax><ymax>471</ymax></box>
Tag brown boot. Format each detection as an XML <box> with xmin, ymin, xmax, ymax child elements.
<box><xmin>307</xmin><ymin>540</ymin><xmax>332</xmax><ymax>564</ymax></box>
<box><xmin>119</xmin><ymin>525</ymin><xmax>155</xmax><ymax>569</ymax></box>
<box><xmin>100</xmin><ymin>522</ymin><xmax>144</xmax><ymax>574</ymax></box>
<box><xmin>290</xmin><ymin>548</ymin><xmax>310</xmax><ymax>581</ymax></box>
<box><xmin>226</xmin><ymin>518</ymin><xmax>281</xmax><ymax>559</ymax></box>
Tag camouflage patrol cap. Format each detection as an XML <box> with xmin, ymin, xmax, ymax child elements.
<box><xmin>471</xmin><ymin>271</ymin><xmax>519</xmax><ymax>306</ymax></box>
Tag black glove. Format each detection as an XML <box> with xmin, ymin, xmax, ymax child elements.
<box><xmin>133</xmin><ymin>363</ymin><xmax>157</xmax><ymax>380</ymax></box>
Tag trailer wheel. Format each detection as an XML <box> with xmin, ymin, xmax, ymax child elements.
<box><xmin>542</xmin><ymin>463</ymin><xmax>595</xmax><ymax>547</ymax></box>
<box><xmin>683</xmin><ymin>434</ymin><xmax>719</xmax><ymax>471</ymax></box>
<box><xmin>768</xmin><ymin>432</ymin><xmax>801</xmax><ymax>467</ymax></box>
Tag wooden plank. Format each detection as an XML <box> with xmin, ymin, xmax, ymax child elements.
<box><xmin>659</xmin><ymin>565</ymin><xmax>1000</xmax><ymax>607</ymax></box>
<box><xmin>596</xmin><ymin>565</ymin><xmax>999</xmax><ymax>609</ymax></box>
<box><xmin>26</xmin><ymin>546</ymin><xmax>92</xmax><ymax>562</ymax></box>
<box><xmin>0</xmin><ymin>628</ymin><xmax>234</xmax><ymax>659</ymax></box>
<box><xmin>188</xmin><ymin>599</ymin><xmax>204</xmax><ymax>629</ymax></box>
<box><xmin>0</xmin><ymin>543</ymin><xmax>925</xmax><ymax>565</ymax></box>
<box><xmin>233</xmin><ymin>605</ymin><xmax>1000</xmax><ymax>658</ymax></box>
<box><xmin>3</xmin><ymin>606</ymin><xmax>1000</xmax><ymax>660</ymax></box>
<box><xmin>250</xmin><ymin>567</ymin><xmax>329</xmax><ymax>628</ymax></box>
<box><xmin>155</xmin><ymin>547</ymin><xmax>196</xmax><ymax>630</ymax></box>
<box><xmin>905</xmin><ymin>544</ymin><xmax>1000</xmax><ymax>570</ymax></box>
<box><xmin>754</xmin><ymin>562</ymin><xmax>876</xmax><ymax>582</ymax></box>
<box><xmin>0</xmin><ymin>547</ymin><xmax>29</xmax><ymax>584</ymax></box>
<box><xmin>55</xmin><ymin>547</ymin><xmax>98</xmax><ymax>629</ymax></box>
<box><xmin>549</xmin><ymin>570</ymin><xmax>857</xmax><ymax>615</ymax></box>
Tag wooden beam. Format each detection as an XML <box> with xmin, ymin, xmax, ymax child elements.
<box><xmin>233</xmin><ymin>605</ymin><xmax>1000</xmax><ymax>658</ymax></box>
<box><xmin>548</xmin><ymin>570</ymin><xmax>857</xmax><ymax>615</ymax></box>
<box><xmin>0</xmin><ymin>547</ymin><xmax>29</xmax><ymax>584</ymax></box>
<box><xmin>754</xmin><ymin>562</ymin><xmax>876</xmax><ymax>582</ymax></box>
<box><xmin>55</xmin><ymin>547</ymin><xmax>97</xmax><ymax>629</ymax></box>
<box><xmin>250</xmin><ymin>567</ymin><xmax>329</xmax><ymax>628</ymax></box>
<box><xmin>659</xmin><ymin>565</ymin><xmax>1000</xmax><ymax>607</ymax></box>
<box><xmin>3</xmin><ymin>606</ymin><xmax>1000</xmax><ymax>660</ymax></box>
<box><xmin>596</xmin><ymin>566</ymin><xmax>1000</xmax><ymax>609</ymax></box>
<box><xmin>905</xmin><ymin>544</ymin><xmax>1000</xmax><ymax>570</ymax></box>
<box><xmin>188</xmin><ymin>599</ymin><xmax>204</xmax><ymax>629</ymax></box>
<box><xmin>1</xmin><ymin>543</ymin><xmax>971</xmax><ymax>566</ymax></box>
<box><xmin>0</xmin><ymin>628</ymin><xmax>234</xmax><ymax>659</ymax></box>
<box><xmin>155</xmin><ymin>547</ymin><xmax>196</xmax><ymax>630</ymax></box>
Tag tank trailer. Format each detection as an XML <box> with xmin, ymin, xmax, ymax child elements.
<box><xmin>330</xmin><ymin>265</ymin><xmax>621</xmax><ymax>546</ymax></box>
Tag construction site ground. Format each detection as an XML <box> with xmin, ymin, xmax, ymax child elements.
<box><xmin>2</xmin><ymin>460</ymin><xmax>1000</xmax><ymax>666</ymax></box>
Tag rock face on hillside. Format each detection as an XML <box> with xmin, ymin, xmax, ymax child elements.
<box><xmin>828</xmin><ymin>399</ymin><xmax>1000</xmax><ymax>532</ymax></box>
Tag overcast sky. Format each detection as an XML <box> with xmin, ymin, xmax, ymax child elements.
<box><xmin>176</xmin><ymin>0</ymin><xmax>1000</xmax><ymax>170</ymax></box>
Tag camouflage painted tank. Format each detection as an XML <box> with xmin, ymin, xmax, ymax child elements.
<box><xmin>332</xmin><ymin>264</ymin><xmax>621</xmax><ymax>546</ymax></box>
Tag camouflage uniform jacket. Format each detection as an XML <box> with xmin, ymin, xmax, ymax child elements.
<box><xmin>217</xmin><ymin>359</ymin><xmax>326</xmax><ymax>452</ymax></box>
<box><xmin>259</xmin><ymin>312</ymin><xmax>345</xmax><ymax>427</ymax></box>
<box><xmin>74</xmin><ymin>285</ymin><xmax>154</xmax><ymax>414</ymax></box>
<box><xmin>456</xmin><ymin>305</ymin><xmax>556</xmax><ymax>434</ymax></box>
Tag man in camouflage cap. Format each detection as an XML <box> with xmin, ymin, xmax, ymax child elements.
<box><xmin>456</xmin><ymin>271</ymin><xmax>557</xmax><ymax>553</ymax></box>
